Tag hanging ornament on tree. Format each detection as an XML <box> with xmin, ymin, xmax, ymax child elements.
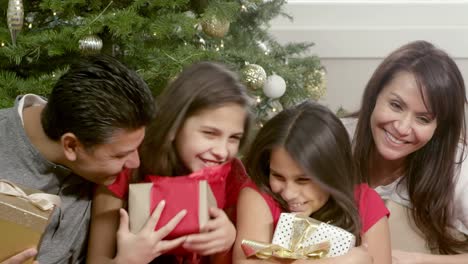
<box><xmin>241</xmin><ymin>63</ymin><xmax>267</xmax><ymax>91</ymax></box>
<box><xmin>304</xmin><ymin>68</ymin><xmax>326</xmax><ymax>100</ymax></box>
<box><xmin>79</xmin><ymin>35</ymin><xmax>103</xmax><ymax>54</ymax></box>
<box><xmin>7</xmin><ymin>0</ymin><xmax>24</xmax><ymax>45</ymax></box>
<box><xmin>201</xmin><ymin>16</ymin><xmax>230</xmax><ymax>38</ymax></box>
<box><xmin>263</xmin><ymin>74</ymin><xmax>286</xmax><ymax>99</ymax></box>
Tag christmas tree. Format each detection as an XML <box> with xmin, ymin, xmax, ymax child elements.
<box><xmin>0</xmin><ymin>0</ymin><xmax>325</xmax><ymax>125</ymax></box>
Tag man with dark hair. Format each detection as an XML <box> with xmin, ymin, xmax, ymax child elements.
<box><xmin>0</xmin><ymin>55</ymin><xmax>155</xmax><ymax>263</ymax></box>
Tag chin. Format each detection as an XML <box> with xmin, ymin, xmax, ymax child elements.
<box><xmin>378</xmin><ymin>148</ymin><xmax>407</xmax><ymax>161</ymax></box>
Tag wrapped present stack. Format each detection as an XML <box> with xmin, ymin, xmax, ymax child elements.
<box><xmin>0</xmin><ymin>180</ymin><xmax>60</xmax><ymax>263</ymax></box>
<box><xmin>242</xmin><ymin>213</ymin><xmax>356</xmax><ymax>260</ymax></box>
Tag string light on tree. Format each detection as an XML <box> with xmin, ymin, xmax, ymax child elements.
<box><xmin>265</xmin><ymin>100</ymin><xmax>283</xmax><ymax>120</ymax></box>
<box><xmin>263</xmin><ymin>74</ymin><xmax>286</xmax><ymax>99</ymax></box>
<box><xmin>257</xmin><ymin>41</ymin><xmax>270</xmax><ymax>55</ymax></box>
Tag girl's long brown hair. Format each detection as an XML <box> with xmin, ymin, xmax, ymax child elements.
<box><xmin>138</xmin><ymin>61</ymin><xmax>252</xmax><ymax>179</ymax></box>
<box><xmin>244</xmin><ymin>101</ymin><xmax>361</xmax><ymax>243</ymax></box>
<box><xmin>352</xmin><ymin>40</ymin><xmax>467</xmax><ymax>253</ymax></box>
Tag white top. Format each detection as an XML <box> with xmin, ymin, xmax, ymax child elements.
<box><xmin>342</xmin><ymin>118</ymin><xmax>468</xmax><ymax>235</ymax></box>
<box><xmin>17</xmin><ymin>93</ymin><xmax>47</xmax><ymax>125</ymax></box>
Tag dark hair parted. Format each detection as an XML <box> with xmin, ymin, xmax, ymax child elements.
<box><xmin>353</xmin><ymin>40</ymin><xmax>467</xmax><ymax>253</ymax></box>
<box><xmin>138</xmin><ymin>61</ymin><xmax>253</xmax><ymax>178</ymax></box>
<box><xmin>41</xmin><ymin>55</ymin><xmax>155</xmax><ymax>148</ymax></box>
<box><xmin>244</xmin><ymin>100</ymin><xmax>361</xmax><ymax>242</ymax></box>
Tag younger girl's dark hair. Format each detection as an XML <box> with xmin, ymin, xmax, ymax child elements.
<box><xmin>244</xmin><ymin>100</ymin><xmax>361</xmax><ymax>241</ymax></box>
<box><xmin>138</xmin><ymin>61</ymin><xmax>253</xmax><ymax>179</ymax></box>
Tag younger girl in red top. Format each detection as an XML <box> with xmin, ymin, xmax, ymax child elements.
<box><xmin>233</xmin><ymin>101</ymin><xmax>391</xmax><ymax>264</ymax></box>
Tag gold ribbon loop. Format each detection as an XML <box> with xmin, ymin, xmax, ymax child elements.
<box><xmin>0</xmin><ymin>179</ymin><xmax>61</xmax><ymax>210</ymax></box>
<box><xmin>242</xmin><ymin>239</ymin><xmax>330</xmax><ymax>260</ymax></box>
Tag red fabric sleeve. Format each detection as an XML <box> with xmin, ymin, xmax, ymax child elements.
<box><xmin>107</xmin><ymin>168</ymin><xmax>132</xmax><ymax>199</ymax></box>
<box><xmin>225</xmin><ymin>158</ymin><xmax>249</xmax><ymax>209</ymax></box>
<box><xmin>355</xmin><ymin>184</ymin><xmax>390</xmax><ymax>233</ymax></box>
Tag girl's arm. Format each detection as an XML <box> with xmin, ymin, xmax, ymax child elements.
<box><xmin>392</xmin><ymin>251</ymin><xmax>468</xmax><ymax>264</ymax></box>
<box><xmin>232</xmin><ymin>188</ymin><xmax>373</xmax><ymax>264</ymax></box>
<box><xmin>361</xmin><ymin>216</ymin><xmax>392</xmax><ymax>264</ymax></box>
<box><xmin>87</xmin><ymin>184</ymin><xmax>124</xmax><ymax>263</ymax></box>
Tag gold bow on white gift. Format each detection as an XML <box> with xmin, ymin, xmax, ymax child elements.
<box><xmin>0</xmin><ymin>180</ymin><xmax>61</xmax><ymax>210</ymax></box>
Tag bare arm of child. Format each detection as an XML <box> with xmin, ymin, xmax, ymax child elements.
<box><xmin>232</xmin><ymin>188</ymin><xmax>373</xmax><ymax>264</ymax></box>
<box><xmin>392</xmin><ymin>251</ymin><xmax>468</xmax><ymax>264</ymax></box>
<box><xmin>87</xmin><ymin>185</ymin><xmax>123</xmax><ymax>263</ymax></box>
<box><xmin>361</xmin><ymin>216</ymin><xmax>392</xmax><ymax>264</ymax></box>
<box><xmin>87</xmin><ymin>185</ymin><xmax>188</xmax><ymax>264</ymax></box>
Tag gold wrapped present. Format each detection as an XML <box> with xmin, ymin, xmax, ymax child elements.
<box><xmin>0</xmin><ymin>180</ymin><xmax>61</xmax><ymax>263</ymax></box>
<box><xmin>242</xmin><ymin>213</ymin><xmax>355</xmax><ymax>260</ymax></box>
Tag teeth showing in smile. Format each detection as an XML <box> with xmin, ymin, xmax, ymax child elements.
<box><xmin>385</xmin><ymin>131</ymin><xmax>405</xmax><ymax>144</ymax></box>
<box><xmin>289</xmin><ymin>202</ymin><xmax>306</xmax><ymax>211</ymax></box>
<box><xmin>202</xmin><ymin>160</ymin><xmax>221</xmax><ymax>167</ymax></box>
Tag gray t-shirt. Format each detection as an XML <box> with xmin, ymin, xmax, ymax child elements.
<box><xmin>0</xmin><ymin>95</ymin><xmax>93</xmax><ymax>263</ymax></box>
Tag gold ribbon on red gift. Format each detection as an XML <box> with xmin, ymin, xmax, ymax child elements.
<box><xmin>241</xmin><ymin>215</ymin><xmax>331</xmax><ymax>260</ymax></box>
<box><xmin>0</xmin><ymin>180</ymin><xmax>61</xmax><ymax>210</ymax></box>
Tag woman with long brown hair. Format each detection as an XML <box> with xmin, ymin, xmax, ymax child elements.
<box><xmin>346</xmin><ymin>40</ymin><xmax>468</xmax><ymax>263</ymax></box>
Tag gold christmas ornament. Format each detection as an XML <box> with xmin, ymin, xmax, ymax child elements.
<box><xmin>304</xmin><ymin>68</ymin><xmax>326</xmax><ymax>100</ymax></box>
<box><xmin>241</xmin><ymin>64</ymin><xmax>267</xmax><ymax>90</ymax></box>
<box><xmin>7</xmin><ymin>0</ymin><xmax>24</xmax><ymax>45</ymax></box>
<box><xmin>79</xmin><ymin>35</ymin><xmax>103</xmax><ymax>54</ymax></box>
<box><xmin>201</xmin><ymin>16</ymin><xmax>230</xmax><ymax>38</ymax></box>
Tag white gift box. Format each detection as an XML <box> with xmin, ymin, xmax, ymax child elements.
<box><xmin>272</xmin><ymin>213</ymin><xmax>356</xmax><ymax>257</ymax></box>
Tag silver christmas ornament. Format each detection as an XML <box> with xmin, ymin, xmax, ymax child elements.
<box><xmin>79</xmin><ymin>35</ymin><xmax>103</xmax><ymax>54</ymax></box>
<box><xmin>7</xmin><ymin>0</ymin><xmax>24</xmax><ymax>45</ymax></box>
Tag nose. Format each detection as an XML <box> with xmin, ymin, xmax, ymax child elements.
<box><xmin>125</xmin><ymin>150</ymin><xmax>140</xmax><ymax>169</ymax></box>
<box><xmin>281</xmin><ymin>182</ymin><xmax>299</xmax><ymax>202</ymax></box>
<box><xmin>394</xmin><ymin>114</ymin><xmax>412</xmax><ymax>136</ymax></box>
<box><xmin>211</xmin><ymin>139</ymin><xmax>229</xmax><ymax>161</ymax></box>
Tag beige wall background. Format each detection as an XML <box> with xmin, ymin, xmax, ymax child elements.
<box><xmin>268</xmin><ymin>0</ymin><xmax>468</xmax><ymax>113</ymax></box>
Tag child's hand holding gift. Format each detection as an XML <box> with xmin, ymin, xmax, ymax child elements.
<box><xmin>182</xmin><ymin>207</ymin><xmax>236</xmax><ymax>256</ymax></box>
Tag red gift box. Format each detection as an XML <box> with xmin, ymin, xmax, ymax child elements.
<box><xmin>128</xmin><ymin>160</ymin><xmax>249</xmax><ymax>256</ymax></box>
<box><xmin>128</xmin><ymin>179</ymin><xmax>218</xmax><ymax>237</ymax></box>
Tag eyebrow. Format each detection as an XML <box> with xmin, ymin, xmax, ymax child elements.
<box><xmin>270</xmin><ymin>168</ymin><xmax>306</xmax><ymax>179</ymax></box>
<box><xmin>389</xmin><ymin>92</ymin><xmax>434</xmax><ymax>116</ymax></box>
